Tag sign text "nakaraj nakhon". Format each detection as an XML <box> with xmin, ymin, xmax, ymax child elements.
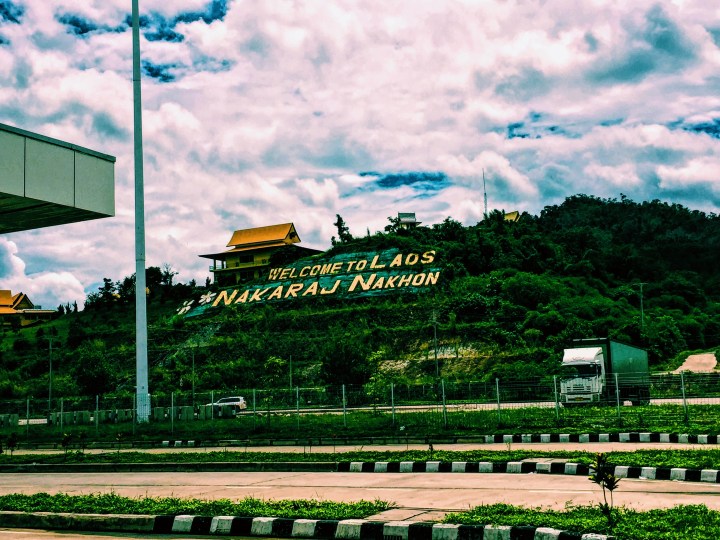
<box><xmin>177</xmin><ymin>249</ymin><xmax>441</xmax><ymax>317</ymax></box>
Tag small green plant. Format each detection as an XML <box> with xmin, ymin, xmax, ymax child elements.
<box><xmin>589</xmin><ymin>452</ymin><xmax>620</xmax><ymax>529</ymax></box>
<box><xmin>6</xmin><ymin>433</ymin><xmax>18</xmax><ymax>456</ymax></box>
<box><xmin>78</xmin><ymin>432</ymin><xmax>88</xmax><ymax>454</ymax></box>
<box><xmin>61</xmin><ymin>433</ymin><xmax>74</xmax><ymax>456</ymax></box>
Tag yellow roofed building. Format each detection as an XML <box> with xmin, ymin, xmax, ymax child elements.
<box><xmin>0</xmin><ymin>290</ymin><xmax>56</xmax><ymax>327</ymax></box>
<box><xmin>200</xmin><ymin>223</ymin><xmax>322</xmax><ymax>287</ymax></box>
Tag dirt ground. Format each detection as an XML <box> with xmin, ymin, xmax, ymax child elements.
<box><xmin>673</xmin><ymin>352</ymin><xmax>718</xmax><ymax>372</ymax></box>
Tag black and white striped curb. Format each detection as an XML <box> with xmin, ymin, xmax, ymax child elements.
<box><xmin>162</xmin><ymin>440</ymin><xmax>198</xmax><ymax>447</ymax></box>
<box><xmin>158</xmin><ymin>432</ymin><xmax>720</xmax><ymax>448</ymax></box>
<box><xmin>156</xmin><ymin>516</ymin><xmax>612</xmax><ymax>539</ymax></box>
<box><xmin>473</xmin><ymin>432</ymin><xmax>720</xmax><ymax>444</ymax></box>
<box><xmin>0</xmin><ymin>512</ymin><xmax>610</xmax><ymax>539</ymax></box>
<box><xmin>339</xmin><ymin>460</ymin><xmax>720</xmax><ymax>483</ymax></box>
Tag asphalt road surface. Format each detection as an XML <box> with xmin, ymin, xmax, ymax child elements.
<box><xmin>2</xmin><ymin>469</ymin><xmax>720</xmax><ymax>520</ymax></box>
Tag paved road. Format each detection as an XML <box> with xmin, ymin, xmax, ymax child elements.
<box><xmin>2</xmin><ymin>469</ymin><xmax>720</xmax><ymax>521</ymax></box>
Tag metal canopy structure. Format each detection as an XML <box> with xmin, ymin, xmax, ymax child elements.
<box><xmin>0</xmin><ymin>122</ymin><xmax>115</xmax><ymax>234</ymax></box>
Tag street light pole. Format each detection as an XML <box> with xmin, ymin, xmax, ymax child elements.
<box><xmin>132</xmin><ymin>0</ymin><xmax>150</xmax><ymax>422</ymax></box>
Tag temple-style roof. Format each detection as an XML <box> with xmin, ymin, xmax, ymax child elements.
<box><xmin>200</xmin><ymin>223</ymin><xmax>301</xmax><ymax>260</ymax></box>
<box><xmin>0</xmin><ymin>290</ymin><xmax>32</xmax><ymax>312</ymax></box>
<box><xmin>226</xmin><ymin>223</ymin><xmax>299</xmax><ymax>248</ymax></box>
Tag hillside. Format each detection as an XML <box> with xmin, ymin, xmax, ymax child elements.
<box><xmin>1</xmin><ymin>194</ymin><xmax>719</xmax><ymax>401</ymax></box>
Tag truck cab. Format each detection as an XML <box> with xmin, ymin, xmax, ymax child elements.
<box><xmin>559</xmin><ymin>346</ymin><xmax>606</xmax><ymax>404</ymax></box>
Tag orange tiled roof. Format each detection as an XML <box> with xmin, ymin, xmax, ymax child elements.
<box><xmin>0</xmin><ymin>290</ymin><xmax>31</xmax><ymax>310</ymax></box>
<box><xmin>226</xmin><ymin>223</ymin><xmax>299</xmax><ymax>247</ymax></box>
<box><xmin>0</xmin><ymin>290</ymin><xmax>14</xmax><ymax>307</ymax></box>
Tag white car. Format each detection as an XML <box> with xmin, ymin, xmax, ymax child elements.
<box><xmin>208</xmin><ymin>396</ymin><xmax>247</xmax><ymax>415</ymax></box>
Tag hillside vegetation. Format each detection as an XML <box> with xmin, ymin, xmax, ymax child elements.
<box><xmin>1</xmin><ymin>194</ymin><xmax>719</xmax><ymax>401</ymax></box>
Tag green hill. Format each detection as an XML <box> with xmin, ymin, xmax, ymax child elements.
<box><xmin>1</xmin><ymin>194</ymin><xmax>719</xmax><ymax>401</ymax></box>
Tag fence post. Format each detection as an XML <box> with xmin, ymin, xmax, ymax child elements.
<box><xmin>553</xmin><ymin>376</ymin><xmax>559</xmax><ymax>420</ymax></box>
<box><xmin>495</xmin><ymin>378</ymin><xmax>501</xmax><ymax>422</ymax></box>
<box><xmin>211</xmin><ymin>390</ymin><xmax>214</xmax><ymax>420</ymax></box>
<box><xmin>171</xmin><ymin>392</ymin><xmax>174</xmax><ymax>436</ymax></box>
<box><xmin>441</xmin><ymin>379</ymin><xmax>448</xmax><ymax>429</ymax></box>
<box><xmin>60</xmin><ymin>398</ymin><xmax>64</xmax><ymax>432</ymax></box>
<box><xmin>615</xmin><ymin>373</ymin><xmax>620</xmax><ymax>419</ymax></box>
<box><xmin>296</xmin><ymin>386</ymin><xmax>300</xmax><ymax>432</ymax></box>
<box><xmin>95</xmin><ymin>395</ymin><xmax>99</xmax><ymax>435</ymax></box>
<box><xmin>342</xmin><ymin>384</ymin><xmax>347</xmax><ymax>428</ymax></box>
<box><xmin>26</xmin><ymin>398</ymin><xmax>29</xmax><ymax>438</ymax></box>
<box><xmin>681</xmin><ymin>371</ymin><xmax>688</xmax><ymax>422</ymax></box>
<box><xmin>252</xmin><ymin>389</ymin><xmax>256</xmax><ymax>431</ymax></box>
<box><xmin>391</xmin><ymin>382</ymin><xmax>395</xmax><ymax>426</ymax></box>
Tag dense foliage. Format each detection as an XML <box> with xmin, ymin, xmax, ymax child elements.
<box><xmin>1</xmin><ymin>194</ymin><xmax>719</xmax><ymax>400</ymax></box>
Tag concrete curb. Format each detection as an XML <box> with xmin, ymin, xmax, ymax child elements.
<box><xmin>1</xmin><ymin>460</ymin><xmax>717</xmax><ymax>483</ymax></box>
<box><xmin>338</xmin><ymin>460</ymin><xmax>720</xmax><ymax>483</ymax></box>
<box><xmin>475</xmin><ymin>432</ymin><xmax>720</xmax><ymax>445</ymax></box>
<box><xmin>0</xmin><ymin>461</ymin><xmax>336</xmax><ymax>473</ymax></box>
<box><xmin>17</xmin><ymin>431</ymin><xmax>720</xmax><ymax>452</ymax></box>
<box><xmin>0</xmin><ymin>512</ymin><xmax>613</xmax><ymax>539</ymax></box>
<box><xmin>157</xmin><ymin>431</ymin><xmax>720</xmax><ymax>447</ymax></box>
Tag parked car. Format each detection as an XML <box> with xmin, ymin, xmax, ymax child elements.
<box><xmin>207</xmin><ymin>396</ymin><xmax>247</xmax><ymax>416</ymax></box>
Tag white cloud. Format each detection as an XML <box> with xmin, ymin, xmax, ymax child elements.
<box><xmin>0</xmin><ymin>239</ymin><xmax>87</xmax><ymax>308</ymax></box>
<box><xmin>1</xmin><ymin>0</ymin><xmax>720</xmax><ymax>308</ymax></box>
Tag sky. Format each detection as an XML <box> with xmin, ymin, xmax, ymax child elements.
<box><xmin>1</xmin><ymin>0</ymin><xmax>719</xmax><ymax>309</ymax></box>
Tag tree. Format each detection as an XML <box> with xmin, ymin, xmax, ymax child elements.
<box><xmin>384</xmin><ymin>215</ymin><xmax>402</xmax><ymax>234</ymax></box>
<box><xmin>117</xmin><ymin>275</ymin><xmax>135</xmax><ymax>303</ymax></box>
<box><xmin>161</xmin><ymin>263</ymin><xmax>178</xmax><ymax>287</ymax></box>
<box><xmin>98</xmin><ymin>278</ymin><xmax>117</xmax><ymax>305</ymax></box>
<box><xmin>73</xmin><ymin>339</ymin><xmax>114</xmax><ymax>396</ymax></box>
<box><xmin>331</xmin><ymin>214</ymin><xmax>353</xmax><ymax>245</ymax></box>
<box><xmin>57</xmin><ymin>304</ymin><xmax>65</xmax><ymax>315</ymax></box>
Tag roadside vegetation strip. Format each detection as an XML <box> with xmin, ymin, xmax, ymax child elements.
<box><xmin>1</xmin><ymin>494</ymin><xmax>719</xmax><ymax>539</ymax></box>
<box><xmin>0</xmin><ymin>493</ymin><xmax>390</xmax><ymax>521</ymax></box>
<box><xmin>3</xmin><ymin>449</ymin><xmax>720</xmax><ymax>470</ymax></box>
<box><xmin>445</xmin><ymin>503</ymin><xmax>720</xmax><ymax>540</ymax></box>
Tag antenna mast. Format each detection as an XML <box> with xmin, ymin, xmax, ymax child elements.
<box><xmin>483</xmin><ymin>169</ymin><xmax>488</xmax><ymax>219</ymax></box>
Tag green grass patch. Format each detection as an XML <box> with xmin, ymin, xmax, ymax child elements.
<box><xmin>444</xmin><ymin>503</ymin><xmax>720</xmax><ymax>540</ymax></box>
<box><xmin>2</xmin><ymin>448</ymin><xmax>720</xmax><ymax>470</ymax></box>
<box><xmin>0</xmin><ymin>492</ymin><xmax>390</xmax><ymax>520</ymax></box>
<box><xmin>1</xmin><ymin>493</ymin><xmax>719</xmax><ymax>539</ymax></box>
<box><xmin>5</xmin><ymin>402</ymin><xmax>720</xmax><ymax>446</ymax></box>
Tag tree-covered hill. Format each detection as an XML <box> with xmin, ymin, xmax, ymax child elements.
<box><xmin>1</xmin><ymin>194</ymin><xmax>718</xmax><ymax>400</ymax></box>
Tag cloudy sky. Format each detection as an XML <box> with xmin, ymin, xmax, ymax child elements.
<box><xmin>1</xmin><ymin>0</ymin><xmax>719</xmax><ymax>309</ymax></box>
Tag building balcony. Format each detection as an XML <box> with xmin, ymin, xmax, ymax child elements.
<box><xmin>209</xmin><ymin>260</ymin><xmax>270</xmax><ymax>272</ymax></box>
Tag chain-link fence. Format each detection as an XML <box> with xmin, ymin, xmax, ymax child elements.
<box><xmin>0</xmin><ymin>372</ymin><xmax>718</xmax><ymax>444</ymax></box>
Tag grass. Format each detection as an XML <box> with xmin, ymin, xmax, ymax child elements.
<box><xmin>0</xmin><ymin>493</ymin><xmax>719</xmax><ymax>539</ymax></box>
<box><xmin>444</xmin><ymin>503</ymin><xmax>720</xmax><ymax>540</ymax></box>
<box><xmin>0</xmin><ymin>492</ymin><xmax>390</xmax><ymax>520</ymax></box>
<box><xmin>5</xmin><ymin>402</ymin><xmax>720</xmax><ymax>446</ymax></box>
<box><xmin>2</xmin><ymin>448</ymin><xmax>720</xmax><ymax>470</ymax></box>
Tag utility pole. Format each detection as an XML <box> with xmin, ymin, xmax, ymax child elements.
<box><xmin>432</xmin><ymin>311</ymin><xmax>439</xmax><ymax>377</ymax></box>
<box><xmin>482</xmin><ymin>169</ymin><xmax>488</xmax><ymax>220</ymax></box>
<box><xmin>48</xmin><ymin>335</ymin><xmax>53</xmax><ymax>415</ymax></box>
<box><xmin>638</xmin><ymin>282</ymin><xmax>647</xmax><ymax>333</ymax></box>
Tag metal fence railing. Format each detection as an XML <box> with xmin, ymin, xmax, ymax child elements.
<box><xmin>1</xmin><ymin>372</ymin><xmax>719</xmax><ymax>442</ymax></box>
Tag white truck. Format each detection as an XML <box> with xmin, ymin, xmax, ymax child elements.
<box><xmin>559</xmin><ymin>338</ymin><xmax>650</xmax><ymax>406</ymax></box>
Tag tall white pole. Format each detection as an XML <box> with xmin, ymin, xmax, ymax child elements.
<box><xmin>132</xmin><ymin>0</ymin><xmax>150</xmax><ymax>423</ymax></box>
